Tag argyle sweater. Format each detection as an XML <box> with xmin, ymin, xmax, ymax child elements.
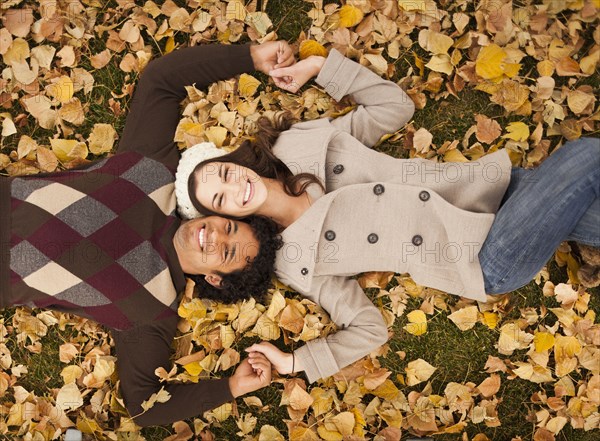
<box><xmin>0</xmin><ymin>43</ymin><xmax>255</xmax><ymax>426</ymax></box>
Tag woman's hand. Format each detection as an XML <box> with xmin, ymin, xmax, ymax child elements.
<box><xmin>246</xmin><ymin>342</ymin><xmax>299</xmax><ymax>375</ymax></box>
<box><xmin>269</xmin><ymin>56</ymin><xmax>326</xmax><ymax>93</ymax></box>
<box><xmin>250</xmin><ymin>40</ymin><xmax>295</xmax><ymax>76</ymax></box>
<box><xmin>228</xmin><ymin>355</ymin><xmax>272</xmax><ymax>398</ymax></box>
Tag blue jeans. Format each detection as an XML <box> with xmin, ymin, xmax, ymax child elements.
<box><xmin>480</xmin><ymin>137</ymin><xmax>600</xmax><ymax>294</ymax></box>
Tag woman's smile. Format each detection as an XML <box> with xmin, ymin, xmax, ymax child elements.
<box><xmin>243</xmin><ymin>179</ymin><xmax>254</xmax><ymax>206</ymax></box>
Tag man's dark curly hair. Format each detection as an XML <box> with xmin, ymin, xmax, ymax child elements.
<box><xmin>186</xmin><ymin>215</ymin><xmax>283</xmax><ymax>303</ymax></box>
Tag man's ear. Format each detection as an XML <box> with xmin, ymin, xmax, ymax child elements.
<box><xmin>205</xmin><ymin>274</ymin><xmax>223</xmax><ymax>289</ymax></box>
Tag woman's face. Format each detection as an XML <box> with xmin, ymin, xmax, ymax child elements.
<box><xmin>194</xmin><ymin>162</ymin><xmax>268</xmax><ymax>217</ymax></box>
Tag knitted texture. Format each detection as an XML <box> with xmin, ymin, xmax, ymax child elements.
<box><xmin>8</xmin><ymin>151</ymin><xmax>182</xmax><ymax>330</ymax></box>
<box><xmin>175</xmin><ymin>142</ymin><xmax>226</xmax><ymax>219</ymax></box>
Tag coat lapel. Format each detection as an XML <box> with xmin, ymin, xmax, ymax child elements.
<box><xmin>275</xmin><ymin>192</ymin><xmax>336</xmax><ymax>293</ymax></box>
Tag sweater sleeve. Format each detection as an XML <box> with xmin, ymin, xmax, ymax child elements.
<box><xmin>314</xmin><ymin>49</ymin><xmax>415</xmax><ymax>148</ymax></box>
<box><xmin>112</xmin><ymin>315</ymin><xmax>233</xmax><ymax>427</ymax></box>
<box><xmin>291</xmin><ymin>276</ymin><xmax>389</xmax><ymax>383</ymax></box>
<box><xmin>117</xmin><ymin>44</ymin><xmax>255</xmax><ymax>169</ymax></box>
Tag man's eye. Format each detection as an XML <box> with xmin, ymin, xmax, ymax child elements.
<box><xmin>225</xmin><ymin>169</ymin><xmax>230</xmax><ymax>181</ymax></box>
<box><xmin>224</xmin><ymin>247</ymin><xmax>229</xmax><ymax>260</ymax></box>
<box><xmin>227</xmin><ymin>221</ymin><xmax>232</xmax><ymax>234</ymax></box>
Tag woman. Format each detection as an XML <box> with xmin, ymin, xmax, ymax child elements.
<box><xmin>176</xmin><ymin>49</ymin><xmax>600</xmax><ymax>383</ymax></box>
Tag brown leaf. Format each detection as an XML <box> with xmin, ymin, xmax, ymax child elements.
<box><xmin>2</xmin><ymin>9</ymin><xmax>35</xmax><ymax>38</ymax></box>
<box><xmin>91</xmin><ymin>49</ymin><xmax>111</xmax><ymax>69</ymax></box>
<box><xmin>477</xmin><ymin>374</ymin><xmax>501</xmax><ymax>397</ymax></box>
<box><xmin>475</xmin><ymin>114</ymin><xmax>501</xmax><ymax>144</ymax></box>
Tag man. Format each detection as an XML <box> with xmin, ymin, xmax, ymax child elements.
<box><xmin>1</xmin><ymin>41</ymin><xmax>294</xmax><ymax>426</ymax></box>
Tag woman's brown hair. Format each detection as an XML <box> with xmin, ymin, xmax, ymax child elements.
<box><xmin>188</xmin><ymin>111</ymin><xmax>324</xmax><ymax>217</ymax></box>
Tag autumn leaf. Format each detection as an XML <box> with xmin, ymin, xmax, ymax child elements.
<box><xmin>404</xmin><ymin>309</ymin><xmax>427</xmax><ymax>336</ymax></box>
<box><xmin>338</xmin><ymin>5</ymin><xmax>364</xmax><ymax>28</ymax></box>
<box><xmin>405</xmin><ymin>358</ymin><xmax>436</xmax><ymax>386</ymax></box>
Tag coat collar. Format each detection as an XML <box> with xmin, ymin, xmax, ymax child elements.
<box><xmin>275</xmin><ymin>191</ymin><xmax>336</xmax><ymax>293</ymax></box>
<box><xmin>272</xmin><ymin>119</ymin><xmax>338</xmax><ymax>201</ymax></box>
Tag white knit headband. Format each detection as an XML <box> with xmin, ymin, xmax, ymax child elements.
<box><xmin>175</xmin><ymin>142</ymin><xmax>227</xmax><ymax>219</ymax></box>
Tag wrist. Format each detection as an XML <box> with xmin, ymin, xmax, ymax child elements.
<box><xmin>249</xmin><ymin>45</ymin><xmax>260</xmax><ymax>70</ymax></box>
<box><xmin>309</xmin><ymin>56</ymin><xmax>326</xmax><ymax>76</ymax></box>
<box><xmin>228</xmin><ymin>376</ymin><xmax>242</xmax><ymax>398</ymax></box>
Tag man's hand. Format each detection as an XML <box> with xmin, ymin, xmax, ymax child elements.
<box><xmin>268</xmin><ymin>56</ymin><xmax>326</xmax><ymax>93</ymax></box>
<box><xmin>228</xmin><ymin>355</ymin><xmax>272</xmax><ymax>398</ymax></box>
<box><xmin>246</xmin><ymin>342</ymin><xmax>300</xmax><ymax>375</ymax></box>
<box><xmin>250</xmin><ymin>40</ymin><xmax>295</xmax><ymax>76</ymax></box>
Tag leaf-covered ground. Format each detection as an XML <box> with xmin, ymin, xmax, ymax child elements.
<box><xmin>0</xmin><ymin>0</ymin><xmax>599</xmax><ymax>440</ymax></box>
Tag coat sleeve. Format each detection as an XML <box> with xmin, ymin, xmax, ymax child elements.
<box><xmin>291</xmin><ymin>275</ymin><xmax>389</xmax><ymax>383</ymax></box>
<box><xmin>314</xmin><ymin>49</ymin><xmax>415</xmax><ymax>148</ymax></box>
<box><xmin>112</xmin><ymin>315</ymin><xmax>233</xmax><ymax>427</ymax></box>
<box><xmin>117</xmin><ymin>44</ymin><xmax>255</xmax><ymax>169</ymax></box>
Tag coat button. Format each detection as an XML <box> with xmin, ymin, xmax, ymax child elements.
<box><xmin>333</xmin><ymin>164</ymin><xmax>344</xmax><ymax>174</ymax></box>
<box><xmin>301</xmin><ymin>268</ymin><xmax>308</xmax><ymax>275</ymax></box>
<box><xmin>412</xmin><ymin>235</ymin><xmax>423</xmax><ymax>246</ymax></box>
<box><xmin>367</xmin><ymin>233</ymin><xmax>379</xmax><ymax>244</ymax></box>
<box><xmin>324</xmin><ymin>230</ymin><xmax>336</xmax><ymax>241</ymax></box>
<box><xmin>373</xmin><ymin>184</ymin><xmax>385</xmax><ymax>195</ymax></box>
<box><xmin>419</xmin><ymin>191</ymin><xmax>430</xmax><ymax>201</ymax></box>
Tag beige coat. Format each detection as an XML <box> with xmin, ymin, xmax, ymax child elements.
<box><xmin>271</xmin><ymin>49</ymin><xmax>512</xmax><ymax>382</ymax></box>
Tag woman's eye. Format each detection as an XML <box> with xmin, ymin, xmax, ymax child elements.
<box><xmin>225</xmin><ymin>169</ymin><xmax>230</xmax><ymax>181</ymax></box>
<box><xmin>219</xmin><ymin>195</ymin><xmax>224</xmax><ymax>207</ymax></box>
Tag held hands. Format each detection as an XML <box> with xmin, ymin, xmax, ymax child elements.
<box><xmin>228</xmin><ymin>354</ymin><xmax>272</xmax><ymax>398</ymax></box>
<box><xmin>246</xmin><ymin>342</ymin><xmax>299</xmax><ymax>375</ymax></box>
<box><xmin>269</xmin><ymin>56</ymin><xmax>326</xmax><ymax>93</ymax></box>
<box><xmin>250</xmin><ymin>40</ymin><xmax>295</xmax><ymax>76</ymax></box>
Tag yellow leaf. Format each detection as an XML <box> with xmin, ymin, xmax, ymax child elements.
<box><xmin>404</xmin><ymin>310</ymin><xmax>427</xmax><ymax>336</ymax></box>
<box><xmin>502</xmin><ymin>122</ymin><xmax>529</xmax><ymax>142</ymax></box>
<box><xmin>443</xmin><ymin>149</ymin><xmax>469</xmax><ymax>162</ymax></box>
<box><xmin>419</xmin><ymin>30</ymin><xmax>453</xmax><ymax>55</ymax></box>
<box><xmin>448</xmin><ymin>305</ymin><xmax>479</xmax><ymax>331</ymax></box>
<box><xmin>88</xmin><ymin>123</ymin><xmax>117</xmax><ymax>155</ymax></box>
<box><xmin>50</xmin><ymin>139</ymin><xmax>88</xmax><ymax>163</ymax></box>
<box><xmin>372</xmin><ymin>379</ymin><xmax>400</xmax><ymax>400</ymax></box>
<box><xmin>47</xmin><ymin>76</ymin><xmax>74</xmax><ymax>103</ymax></box>
<box><xmin>183</xmin><ymin>361</ymin><xmax>202</xmax><ymax>376</ymax></box>
<box><xmin>534</xmin><ymin>332</ymin><xmax>555</xmax><ymax>353</ymax></box>
<box><xmin>476</xmin><ymin>44</ymin><xmax>507</xmax><ymax>80</ymax></box>
<box><xmin>258</xmin><ymin>425</ymin><xmax>285</xmax><ymax>441</ymax></box>
<box><xmin>61</xmin><ymin>365</ymin><xmax>83</xmax><ymax>384</ymax></box>
<box><xmin>252</xmin><ymin>313</ymin><xmax>280</xmax><ymax>340</ymax></box>
<box><xmin>310</xmin><ymin>387</ymin><xmax>333</xmax><ymax>416</ymax></box>
<box><xmin>338</xmin><ymin>5</ymin><xmax>364</xmax><ymax>28</ymax></box>
<box><xmin>482</xmin><ymin>311</ymin><xmax>499</xmax><ymax>329</ymax></box>
<box><xmin>580</xmin><ymin>50</ymin><xmax>599</xmax><ymax>75</ymax></box>
<box><xmin>239</xmin><ymin>73</ymin><xmax>260</xmax><ymax>97</ymax></box>
<box><xmin>406</xmin><ymin>358</ymin><xmax>436</xmax><ymax>386</ymax></box>
<box><xmin>398</xmin><ymin>0</ymin><xmax>427</xmax><ymax>11</ymax></box>
<box><xmin>299</xmin><ymin>40</ymin><xmax>328</xmax><ymax>60</ymax></box>
<box><xmin>555</xmin><ymin>335</ymin><xmax>582</xmax><ymax>360</ymax></box>
<box><xmin>165</xmin><ymin>36</ymin><xmax>175</xmax><ymax>54</ymax></box>
<box><xmin>205</xmin><ymin>126</ymin><xmax>228</xmax><ymax>147</ymax></box>
<box><xmin>266</xmin><ymin>290</ymin><xmax>286</xmax><ymax>320</ymax></box>
<box><xmin>426</xmin><ymin>54</ymin><xmax>453</xmax><ymax>75</ymax></box>
<box><xmin>537</xmin><ymin>60</ymin><xmax>555</xmax><ymax>77</ymax></box>
<box><xmin>329</xmin><ymin>412</ymin><xmax>355</xmax><ymax>436</ymax></box>
<box><xmin>316</xmin><ymin>426</ymin><xmax>342</xmax><ymax>441</ymax></box>
<box><xmin>226</xmin><ymin>0</ymin><xmax>247</xmax><ymax>21</ymax></box>
<box><xmin>497</xmin><ymin>323</ymin><xmax>534</xmax><ymax>355</ymax></box>
<box><xmin>413</xmin><ymin>51</ymin><xmax>424</xmax><ymax>76</ymax></box>
<box><xmin>289</xmin><ymin>427</ymin><xmax>319</xmax><ymax>441</ymax></box>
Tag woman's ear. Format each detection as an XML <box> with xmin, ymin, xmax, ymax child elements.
<box><xmin>205</xmin><ymin>273</ymin><xmax>223</xmax><ymax>289</ymax></box>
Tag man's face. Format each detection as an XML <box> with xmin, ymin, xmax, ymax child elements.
<box><xmin>173</xmin><ymin>216</ymin><xmax>259</xmax><ymax>287</ymax></box>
